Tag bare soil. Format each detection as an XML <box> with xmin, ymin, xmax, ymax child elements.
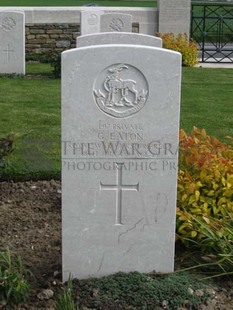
<box><xmin>0</xmin><ymin>180</ymin><xmax>232</xmax><ymax>310</ymax></box>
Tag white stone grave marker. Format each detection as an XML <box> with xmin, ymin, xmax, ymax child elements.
<box><xmin>0</xmin><ymin>11</ymin><xmax>25</xmax><ymax>74</ymax></box>
<box><xmin>81</xmin><ymin>10</ymin><xmax>104</xmax><ymax>35</ymax></box>
<box><xmin>76</xmin><ymin>32</ymin><xmax>162</xmax><ymax>48</ymax></box>
<box><xmin>62</xmin><ymin>43</ymin><xmax>181</xmax><ymax>280</ymax></box>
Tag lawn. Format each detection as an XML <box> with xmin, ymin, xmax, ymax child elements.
<box><xmin>0</xmin><ymin>64</ymin><xmax>232</xmax><ymax>180</ymax></box>
<box><xmin>0</xmin><ymin>0</ymin><xmax>156</xmax><ymax>7</ymax></box>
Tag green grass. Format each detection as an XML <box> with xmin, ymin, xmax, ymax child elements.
<box><xmin>0</xmin><ymin>64</ymin><xmax>232</xmax><ymax>180</ymax></box>
<box><xmin>181</xmin><ymin>67</ymin><xmax>233</xmax><ymax>141</ymax></box>
<box><xmin>26</xmin><ymin>62</ymin><xmax>52</xmax><ymax>76</ymax></box>
<box><xmin>0</xmin><ymin>0</ymin><xmax>156</xmax><ymax>7</ymax></box>
<box><xmin>0</xmin><ymin>65</ymin><xmax>60</xmax><ymax>179</ymax></box>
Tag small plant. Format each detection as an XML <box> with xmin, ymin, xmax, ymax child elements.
<box><xmin>46</xmin><ymin>50</ymin><xmax>64</xmax><ymax>78</ymax></box>
<box><xmin>0</xmin><ymin>134</ymin><xmax>15</xmax><ymax>169</ymax></box>
<box><xmin>178</xmin><ymin>215</ymin><xmax>233</xmax><ymax>278</ymax></box>
<box><xmin>157</xmin><ymin>32</ymin><xmax>199</xmax><ymax>67</ymax></box>
<box><xmin>0</xmin><ymin>249</ymin><xmax>31</xmax><ymax>306</ymax></box>
<box><xmin>56</xmin><ymin>276</ymin><xmax>76</xmax><ymax>310</ymax></box>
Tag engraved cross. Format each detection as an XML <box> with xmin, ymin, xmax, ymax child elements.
<box><xmin>2</xmin><ymin>44</ymin><xmax>14</xmax><ymax>62</ymax></box>
<box><xmin>100</xmin><ymin>163</ymin><xmax>139</xmax><ymax>225</ymax></box>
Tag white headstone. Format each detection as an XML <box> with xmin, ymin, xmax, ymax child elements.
<box><xmin>62</xmin><ymin>43</ymin><xmax>181</xmax><ymax>280</ymax></box>
<box><xmin>0</xmin><ymin>11</ymin><xmax>25</xmax><ymax>74</ymax></box>
<box><xmin>100</xmin><ymin>13</ymin><xmax>132</xmax><ymax>32</ymax></box>
<box><xmin>81</xmin><ymin>10</ymin><xmax>104</xmax><ymax>35</ymax></box>
<box><xmin>76</xmin><ymin>32</ymin><xmax>162</xmax><ymax>48</ymax></box>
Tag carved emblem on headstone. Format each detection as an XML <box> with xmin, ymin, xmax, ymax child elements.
<box><xmin>1</xmin><ymin>17</ymin><xmax>16</xmax><ymax>31</ymax></box>
<box><xmin>87</xmin><ymin>14</ymin><xmax>99</xmax><ymax>25</ymax></box>
<box><xmin>94</xmin><ymin>64</ymin><xmax>148</xmax><ymax>118</ymax></box>
<box><xmin>108</xmin><ymin>18</ymin><xmax>124</xmax><ymax>31</ymax></box>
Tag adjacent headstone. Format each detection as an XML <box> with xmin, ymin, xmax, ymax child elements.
<box><xmin>100</xmin><ymin>13</ymin><xmax>132</xmax><ymax>33</ymax></box>
<box><xmin>76</xmin><ymin>32</ymin><xmax>162</xmax><ymax>48</ymax></box>
<box><xmin>0</xmin><ymin>11</ymin><xmax>25</xmax><ymax>74</ymax></box>
<box><xmin>158</xmin><ymin>0</ymin><xmax>191</xmax><ymax>37</ymax></box>
<box><xmin>81</xmin><ymin>10</ymin><xmax>104</xmax><ymax>35</ymax></box>
<box><xmin>62</xmin><ymin>43</ymin><xmax>181</xmax><ymax>280</ymax></box>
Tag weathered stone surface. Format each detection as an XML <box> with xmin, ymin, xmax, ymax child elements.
<box><xmin>30</xmin><ymin>29</ymin><xmax>45</xmax><ymax>34</ymax></box>
<box><xmin>25</xmin><ymin>23</ymin><xmax>80</xmax><ymax>54</ymax></box>
<box><xmin>56</xmin><ymin>40</ymin><xmax>70</xmax><ymax>48</ymax></box>
<box><xmin>46</xmin><ymin>29</ymin><xmax>63</xmax><ymax>34</ymax></box>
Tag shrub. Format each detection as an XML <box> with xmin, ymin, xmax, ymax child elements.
<box><xmin>46</xmin><ymin>50</ymin><xmax>63</xmax><ymax>78</ymax></box>
<box><xmin>26</xmin><ymin>53</ymin><xmax>50</xmax><ymax>63</ymax></box>
<box><xmin>177</xmin><ymin>127</ymin><xmax>233</xmax><ymax>248</ymax></box>
<box><xmin>0</xmin><ymin>249</ymin><xmax>31</xmax><ymax>306</ymax></box>
<box><xmin>157</xmin><ymin>32</ymin><xmax>199</xmax><ymax>67</ymax></box>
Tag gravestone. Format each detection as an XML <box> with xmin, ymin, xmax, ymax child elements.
<box><xmin>158</xmin><ymin>0</ymin><xmax>191</xmax><ymax>37</ymax></box>
<box><xmin>0</xmin><ymin>11</ymin><xmax>25</xmax><ymax>74</ymax></box>
<box><xmin>100</xmin><ymin>13</ymin><xmax>132</xmax><ymax>32</ymax></box>
<box><xmin>62</xmin><ymin>43</ymin><xmax>181</xmax><ymax>280</ymax></box>
<box><xmin>76</xmin><ymin>32</ymin><xmax>162</xmax><ymax>48</ymax></box>
<box><xmin>81</xmin><ymin>10</ymin><xmax>104</xmax><ymax>35</ymax></box>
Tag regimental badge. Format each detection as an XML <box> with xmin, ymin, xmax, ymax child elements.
<box><xmin>0</xmin><ymin>17</ymin><xmax>16</xmax><ymax>32</ymax></box>
<box><xmin>94</xmin><ymin>64</ymin><xmax>149</xmax><ymax>118</ymax></box>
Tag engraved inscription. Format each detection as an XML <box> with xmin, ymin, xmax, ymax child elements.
<box><xmin>1</xmin><ymin>17</ymin><xmax>16</xmax><ymax>31</ymax></box>
<box><xmin>100</xmin><ymin>163</ymin><xmax>139</xmax><ymax>225</ymax></box>
<box><xmin>2</xmin><ymin>44</ymin><xmax>14</xmax><ymax>62</ymax></box>
<box><xmin>108</xmin><ymin>18</ymin><xmax>124</xmax><ymax>31</ymax></box>
<box><xmin>87</xmin><ymin>14</ymin><xmax>99</xmax><ymax>25</ymax></box>
<box><xmin>94</xmin><ymin>64</ymin><xmax>148</xmax><ymax>118</ymax></box>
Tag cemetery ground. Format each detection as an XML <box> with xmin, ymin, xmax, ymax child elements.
<box><xmin>0</xmin><ymin>64</ymin><xmax>233</xmax><ymax>309</ymax></box>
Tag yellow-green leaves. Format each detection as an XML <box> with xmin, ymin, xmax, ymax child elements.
<box><xmin>177</xmin><ymin>127</ymin><xmax>233</xmax><ymax>245</ymax></box>
<box><xmin>156</xmin><ymin>32</ymin><xmax>199</xmax><ymax>67</ymax></box>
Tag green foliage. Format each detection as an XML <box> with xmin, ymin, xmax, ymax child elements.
<box><xmin>176</xmin><ymin>127</ymin><xmax>233</xmax><ymax>274</ymax></box>
<box><xmin>76</xmin><ymin>272</ymin><xmax>210</xmax><ymax>309</ymax></box>
<box><xmin>0</xmin><ymin>134</ymin><xmax>16</xmax><ymax>169</ymax></box>
<box><xmin>0</xmin><ymin>73</ymin><xmax>26</xmax><ymax>79</ymax></box>
<box><xmin>181</xmin><ymin>216</ymin><xmax>233</xmax><ymax>278</ymax></box>
<box><xmin>56</xmin><ymin>276</ymin><xmax>76</xmax><ymax>310</ymax></box>
<box><xmin>46</xmin><ymin>50</ymin><xmax>63</xmax><ymax>79</ymax></box>
<box><xmin>157</xmin><ymin>32</ymin><xmax>199</xmax><ymax>67</ymax></box>
<box><xmin>0</xmin><ymin>249</ymin><xmax>31</xmax><ymax>306</ymax></box>
<box><xmin>26</xmin><ymin>53</ymin><xmax>51</xmax><ymax>64</ymax></box>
